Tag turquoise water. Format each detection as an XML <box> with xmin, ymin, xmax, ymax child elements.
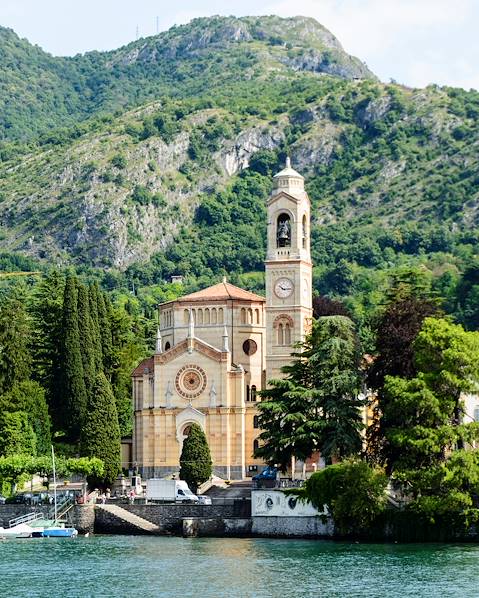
<box><xmin>1</xmin><ymin>536</ymin><xmax>478</xmax><ymax>597</ymax></box>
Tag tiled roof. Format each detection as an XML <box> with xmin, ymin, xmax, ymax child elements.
<box><xmin>174</xmin><ymin>281</ymin><xmax>265</xmax><ymax>303</ymax></box>
<box><xmin>131</xmin><ymin>357</ymin><xmax>154</xmax><ymax>377</ymax></box>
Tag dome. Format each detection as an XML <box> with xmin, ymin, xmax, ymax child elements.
<box><xmin>272</xmin><ymin>157</ymin><xmax>305</xmax><ymax>195</ymax></box>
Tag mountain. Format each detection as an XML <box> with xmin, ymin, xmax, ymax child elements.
<box><xmin>0</xmin><ymin>15</ymin><xmax>374</xmax><ymax>142</ymax></box>
<box><xmin>0</xmin><ymin>15</ymin><xmax>478</xmax><ymax>325</ymax></box>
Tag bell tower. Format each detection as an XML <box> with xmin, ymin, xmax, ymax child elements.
<box><xmin>265</xmin><ymin>158</ymin><xmax>313</xmax><ymax>382</ymax></box>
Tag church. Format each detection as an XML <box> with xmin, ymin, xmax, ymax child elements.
<box><xmin>131</xmin><ymin>159</ymin><xmax>313</xmax><ymax>479</ymax></box>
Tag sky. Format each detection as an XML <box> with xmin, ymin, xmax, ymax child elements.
<box><xmin>1</xmin><ymin>0</ymin><xmax>478</xmax><ymax>90</ymax></box>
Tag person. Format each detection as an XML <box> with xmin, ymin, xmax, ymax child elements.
<box><xmin>106</xmin><ymin>488</ymin><xmax>111</xmax><ymax>499</ymax></box>
<box><xmin>129</xmin><ymin>489</ymin><xmax>135</xmax><ymax>504</ymax></box>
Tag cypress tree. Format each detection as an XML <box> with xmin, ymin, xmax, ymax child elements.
<box><xmin>0</xmin><ymin>285</ymin><xmax>32</xmax><ymax>394</ymax></box>
<box><xmin>179</xmin><ymin>423</ymin><xmax>212</xmax><ymax>492</ymax></box>
<box><xmin>96</xmin><ymin>285</ymin><xmax>114</xmax><ymax>377</ymax></box>
<box><xmin>29</xmin><ymin>270</ymin><xmax>64</xmax><ymax>430</ymax></box>
<box><xmin>81</xmin><ymin>371</ymin><xmax>121</xmax><ymax>487</ymax></box>
<box><xmin>77</xmin><ymin>283</ymin><xmax>97</xmax><ymax>396</ymax></box>
<box><xmin>88</xmin><ymin>283</ymin><xmax>103</xmax><ymax>374</ymax></box>
<box><xmin>59</xmin><ymin>275</ymin><xmax>87</xmax><ymax>441</ymax></box>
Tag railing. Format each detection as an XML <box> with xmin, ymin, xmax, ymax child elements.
<box><xmin>9</xmin><ymin>512</ymin><xmax>43</xmax><ymax>528</ymax></box>
<box><xmin>252</xmin><ymin>479</ymin><xmax>305</xmax><ymax>490</ymax></box>
<box><xmin>48</xmin><ymin>496</ymin><xmax>74</xmax><ymax>521</ymax></box>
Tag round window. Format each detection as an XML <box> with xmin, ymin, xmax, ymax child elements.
<box><xmin>243</xmin><ymin>339</ymin><xmax>258</xmax><ymax>356</ymax></box>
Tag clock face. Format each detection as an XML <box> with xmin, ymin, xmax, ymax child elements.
<box><xmin>274</xmin><ymin>277</ymin><xmax>294</xmax><ymax>298</ymax></box>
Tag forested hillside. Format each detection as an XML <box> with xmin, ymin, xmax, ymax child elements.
<box><xmin>0</xmin><ymin>15</ymin><xmax>372</xmax><ymax>142</ymax></box>
<box><xmin>0</xmin><ymin>15</ymin><xmax>478</xmax><ymax>338</ymax></box>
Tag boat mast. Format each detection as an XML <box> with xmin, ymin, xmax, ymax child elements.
<box><xmin>51</xmin><ymin>445</ymin><xmax>57</xmax><ymax>524</ymax></box>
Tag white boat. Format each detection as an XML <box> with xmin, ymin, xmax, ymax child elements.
<box><xmin>0</xmin><ymin>523</ymin><xmax>33</xmax><ymax>539</ymax></box>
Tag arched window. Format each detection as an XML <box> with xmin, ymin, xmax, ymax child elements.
<box><xmin>277</xmin><ymin>213</ymin><xmax>291</xmax><ymax>248</ymax></box>
<box><xmin>218</xmin><ymin>308</ymin><xmax>224</xmax><ymax>324</ymax></box>
<box><xmin>241</xmin><ymin>308</ymin><xmax>246</xmax><ymax>324</ymax></box>
<box><xmin>253</xmin><ymin>439</ymin><xmax>259</xmax><ymax>453</ymax></box>
<box><xmin>255</xmin><ymin>309</ymin><xmax>260</xmax><ymax>324</ymax></box>
<box><xmin>246</xmin><ymin>384</ymin><xmax>250</xmax><ymax>402</ymax></box>
<box><xmin>248</xmin><ymin>308</ymin><xmax>253</xmax><ymax>324</ymax></box>
<box><xmin>184</xmin><ymin>309</ymin><xmax>189</xmax><ymax>324</ymax></box>
<box><xmin>274</xmin><ymin>315</ymin><xmax>294</xmax><ymax>346</ymax></box>
<box><xmin>205</xmin><ymin>308</ymin><xmax>210</xmax><ymax>324</ymax></box>
<box><xmin>251</xmin><ymin>385</ymin><xmax>257</xmax><ymax>402</ymax></box>
<box><xmin>164</xmin><ymin>341</ymin><xmax>171</xmax><ymax>351</ymax></box>
<box><xmin>253</xmin><ymin>415</ymin><xmax>259</xmax><ymax>429</ymax></box>
<box><xmin>197</xmin><ymin>309</ymin><xmax>203</xmax><ymax>324</ymax></box>
<box><xmin>211</xmin><ymin>308</ymin><xmax>217</xmax><ymax>324</ymax></box>
<box><xmin>284</xmin><ymin>324</ymin><xmax>291</xmax><ymax>346</ymax></box>
<box><xmin>302</xmin><ymin>214</ymin><xmax>307</xmax><ymax>249</ymax></box>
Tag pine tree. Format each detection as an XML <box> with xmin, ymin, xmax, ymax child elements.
<box><xmin>179</xmin><ymin>423</ymin><xmax>212</xmax><ymax>492</ymax></box>
<box><xmin>59</xmin><ymin>275</ymin><xmax>87</xmax><ymax>441</ymax></box>
<box><xmin>77</xmin><ymin>283</ymin><xmax>97</xmax><ymax>396</ymax></box>
<box><xmin>257</xmin><ymin>316</ymin><xmax>364</xmax><ymax>469</ymax></box>
<box><xmin>80</xmin><ymin>372</ymin><xmax>121</xmax><ymax>487</ymax></box>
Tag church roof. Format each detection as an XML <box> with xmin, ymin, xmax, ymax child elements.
<box><xmin>175</xmin><ymin>280</ymin><xmax>265</xmax><ymax>303</ymax></box>
<box><xmin>132</xmin><ymin>357</ymin><xmax>154</xmax><ymax>377</ymax></box>
<box><xmin>273</xmin><ymin>157</ymin><xmax>304</xmax><ymax>179</ymax></box>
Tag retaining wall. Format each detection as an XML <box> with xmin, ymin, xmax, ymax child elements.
<box><xmin>94</xmin><ymin>501</ymin><xmax>250</xmax><ymax>535</ymax></box>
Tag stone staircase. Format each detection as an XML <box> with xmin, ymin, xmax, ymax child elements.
<box><xmin>96</xmin><ymin>504</ymin><xmax>159</xmax><ymax>534</ymax></box>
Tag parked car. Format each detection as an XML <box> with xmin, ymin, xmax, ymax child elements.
<box><xmin>252</xmin><ymin>466</ymin><xmax>278</xmax><ymax>481</ymax></box>
<box><xmin>197</xmin><ymin>495</ymin><xmax>212</xmax><ymax>505</ymax></box>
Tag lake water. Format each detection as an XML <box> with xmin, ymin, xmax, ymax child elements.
<box><xmin>0</xmin><ymin>536</ymin><xmax>478</xmax><ymax>597</ymax></box>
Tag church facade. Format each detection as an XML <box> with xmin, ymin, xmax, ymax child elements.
<box><xmin>132</xmin><ymin>160</ymin><xmax>312</xmax><ymax>479</ymax></box>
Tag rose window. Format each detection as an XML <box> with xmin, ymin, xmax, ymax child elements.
<box><xmin>175</xmin><ymin>365</ymin><xmax>207</xmax><ymax>399</ymax></box>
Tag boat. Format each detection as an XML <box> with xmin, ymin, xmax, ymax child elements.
<box><xmin>0</xmin><ymin>523</ymin><xmax>34</xmax><ymax>539</ymax></box>
<box><xmin>41</xmin><ymin>526</ymin><xmax>78</xmax><ymax>538</ymax></box>
<box><xmin>38</xmin><ymin>446</ymin><xmax>78</xmax><ymax>539</ymax></box>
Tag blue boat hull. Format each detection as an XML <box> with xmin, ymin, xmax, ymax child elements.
<box><xmin>42</xmin><ymin>528</ymin><xmax>78</xmax><ymax>538</ymax></box>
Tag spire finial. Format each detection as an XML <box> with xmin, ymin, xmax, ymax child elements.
<box><xmin>155</xmin><ymin>326</ymin><xmax>163</xmax><ymax>354</ymax></box>
<box><xmin>286</xmin><ymin>156</ymin><xmax>291</xmax><ymax>169</ymax></box>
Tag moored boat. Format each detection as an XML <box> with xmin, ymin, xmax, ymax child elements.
<box><xmin>41</xmin><ymin>526</ymin><xmax>78</xmax><ymax>538</ymax></box>
<box><xmin>0</xmin><ymin>523</ymin><xmax>34</xmax><ymax>539</ymax></box>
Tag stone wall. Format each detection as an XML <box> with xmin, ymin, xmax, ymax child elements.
<box><xmin>0</xmin><ymin>505</ymin><xmax>50</xmax><ymax>528</ymax></box>
<box><xmin>94</xmin><ymin>501</ymin><xmax>251</xmax><ymax>535</ymax></box>
<box><xmin>252</xmin><ymin>516</ymin><xmax>334</xmax><ymax>538</ymax></box>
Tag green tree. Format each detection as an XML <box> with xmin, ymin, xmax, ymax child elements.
<box><xmin>0</xmin><ymin>411</ymin><xmax>36</xmax><ymax>457</ymax></box>
<box><xmin>256</xmin><ymin>316</ymin><xmax>364</xmax><ymax>469</ymax></box>
<box><xmin>378</xmin><ymin>318</ymin><xmax>479</xmax><ymax>522</ymax></box>
<box><xmin>179</xmin><ymin>423</ymin><xmax>212</xmax><ymax>491</ymax></box>
<box><xmin>0</xmin><ymin>285</ymin><xmax>31</xmax><ymax>394</ymax></box>
<box><xmin>367</xmin><ymin>269</ymin><xmax>439</xmax><ymax>471</ymax></box>
<box><xmin>77</xmin><ymin>282</ymin><xmax>97</xmax><ymax>396</ymax></box>
<box><xmin>29</xmin><ymin>270</ymin><xmax>64</xmax><ymax>428</ymax></box>
<box><xmin>0</xmin><ymin>380</ymin><xmax>51</xmax><ymax>454</ymax></box>
<box><xmin>80</xmin><ymin>372</ymin><xmax>121</xmax><ymax>487</ymax></box>
<box><xmin>59</xmin><ymin>275</ymin><xmax>87</xmax><ymax>440</ymax></box>
<box><xmin>88</xmin><ymin>283</ymin><xmax>104</xmax><ymax>373</ymax></box>
<box><xmin>295</xmin><ymin>459</ymin><xmax>387</xmax><ymax>534</ymax></box>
